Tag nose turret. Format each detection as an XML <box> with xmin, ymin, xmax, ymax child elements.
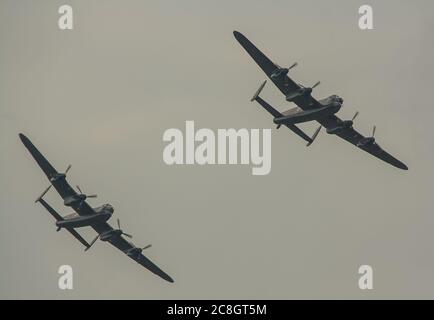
<box><xmin>330</xmin><ymin>95</ymin><xmax>343</xmax><ymax>111</ymax></box>
<box><xmin>333</xmin><ymin>95</ymin><xmax>343</xmax><ymax>105</ymax></box>
<box><xmin>103</xmin><ymin>204</ymin><xmax>114</xmax><ymax>213</ymax></box>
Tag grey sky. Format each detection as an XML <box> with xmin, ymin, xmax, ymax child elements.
<box><xmin>1</xmin><ymin>0</ymin><xmax>434</xmax><ymax>299</ymax></box>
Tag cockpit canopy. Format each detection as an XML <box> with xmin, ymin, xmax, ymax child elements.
<box><xmin>331</xmin><ymin>95</ymin><xmax>343</xmax><ymax>104</ymax></box>
<box><xmin>102</xmin><ymin>204</ymin><xmax>114</xmax><ymax>213</ymax></box>
<box><xmin>318</xmin><ymin>95</ymin><xmax>343</xmax><ymax>107</ymax></box>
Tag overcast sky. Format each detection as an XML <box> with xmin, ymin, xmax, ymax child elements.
<box><xmin>1</xmin><ymin>0</ymin><xmax>434</xmax><ymax>299</ymax></box>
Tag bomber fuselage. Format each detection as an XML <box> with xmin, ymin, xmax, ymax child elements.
<box><xmin>55</xmin><ymin>204</ymin><xmax>114</xmax><ymax>229</ymax></box>
<box><xmin>274</xmin><ymin>95</ymin><xmax>343</xmax><ymax>126</ymax></box>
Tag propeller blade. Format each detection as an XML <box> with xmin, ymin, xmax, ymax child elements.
<box><xmin>372</xmin><ymin>125</ymin><xmax>376</xmax><ymax>137</ymax></box>
<box><xmin>76</xmin><ymin>185</ymin><xmax>82</xmax><ymax>194</ymax></box>
<box><xmin>78</xmin><ymin>201</ymin><xmax>85</xmax><ymax>210</ymax></box>
<box><xmin>288</xmin><ymin>62</ymin><xmax>298</xmax><ymax>70</ymax></box>
<box><xmin>85</xmin><ymin>234</ymin><xmax>100</xmax><ymax>251</ymax></box>
<box><xmin>116</xmin><ymin>219</ymin><xmax>132</xmax><ymax>238</ymax></box>
<box><xmin>65</xmin><ymin>164</ymin><xmax>72</xmax><ymax>174</ymax></box>
<box><xmin>87</xmin><ymin>194</ymin><xmax>97</xmax><ymax>198</ymax></box>
<box><xmin>352</xmin><ymin>111</ymin><xmax>359</xmax><ymax>121</ymax></box>
<box><xmin>312</xmin><ymin>81</ymin><xmax>321</xmax><ymax>89</ymax></box>
<box><xmin>142</xmin><ymin>244</ymin><xmax>152</xmax><ymax>250</ymax></box>
<box><xmin>276</xmin><ymin>124</ymin><xmax>281</xmax><ymax>129</ymax></box>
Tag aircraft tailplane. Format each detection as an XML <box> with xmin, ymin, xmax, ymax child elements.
<box><xmin>249</xmin><ymin>84</ymin><xmax>320</xmax><ymax>145</ymax></box>
<box><xmin>252</xmin><ymin>96</ymin><xmax>282</xmax><ymax>118</ymax></box>
<box><xmin>36</xmin><ymin>198</ymin><xmax>90</xmax><ymax>249</ymax></box>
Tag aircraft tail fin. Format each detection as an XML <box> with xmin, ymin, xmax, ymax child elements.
<box><xmin>306</xmin><ymin>125</ymin><xmax>322</xmax><ymax>147</ymax></box>
<box><xmin>251</xmin><ymin>80</ymin><xmax>267</xmax><ymax>102</ymax></box>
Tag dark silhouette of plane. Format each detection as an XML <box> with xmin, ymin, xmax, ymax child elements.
<box><xmin>234</xmin><ymin>31</ymin><xmax>408</xmax><ymax>170</ymax></box>
<box><xmin>19</xmin><ymin>133</ymin><xmax>174</xmax><ymax>283</ymax></box>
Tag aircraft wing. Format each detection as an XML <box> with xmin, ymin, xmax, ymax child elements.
<box><xmin>91</xmin><ymin>221</ymin><xmax>174</xmax><ymax>283</ymax></box>
<box><xmin>317</xmin><ymin>116</ymin><xmax>408</xmax><ymax>170</ymax></box>
<box><xmin>19</xmin><ymin>133</ymin><xmax>95</xmax><ymax>215</ymax></box>
<box><xmin>233</xmin><ymin>31</ymin><xmax>318</xmax><ymax>110</ymax></box>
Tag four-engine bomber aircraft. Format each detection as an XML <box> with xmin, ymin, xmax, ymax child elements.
<box><xmin>19</xmin><ymin>133</ymin><xmax>174</xmax><ymax>283</ymax></box>
<box><xmin>233</xmin><ymin>31</ymin><xmax>408</xmax><ymax>170</ymax></box>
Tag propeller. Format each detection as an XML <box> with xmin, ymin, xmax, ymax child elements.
<box><xmin>116</xmin><ymin>219</ymin><xmax>133</xmax><ymax>238</ymax></box>
<box><xmin>288</xmin><ymin>62</ymin><xmax>298</xmax><ymax>70</ymax></box>
<box><xmin>85</xmin><ymin>219</ymin><xmax>133</xmax><ymax>252</ymax></box>
<box><xmin>128</xmin><ymin>244</ymin><xmax>152</xmax><ymax>258</ymax></box>
<box><xmin>301</xmin><ymin>81</ymin><xmax>320</xmax><ymax>95</ymax></box>
<box><xmin>352</xmin><ymin>111</ymin><xmax>359</xmax><ymax>121</ymax></box>
<box><xmin>276</xmin><ymin>124</ymin><xmax>281</xmax><ymax>129</ymax></box>
<box><xmin>76</xmin><ymin>185</ymin><xmax>97</xmax><ymax>199</ymax></box>
<box><xmin>357</xmin><ymin>125</ymin><xmax>377</xmax><ymax>147</ymax></box>
<box><xmin>311</xmin><ymin>81</ymin><xmax>321</xmax><ymax>89</ymax></box>
<box><xmin>75</xmin><ymin>185</ymin><xmax>97</xmax><ymax>209</ymax></box>
<box><xmin>36</xmin><ymin>165</ymin><xmax>71</xmax><ymax>202</ymax></box>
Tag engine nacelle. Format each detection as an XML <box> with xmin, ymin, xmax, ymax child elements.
<box><xmin>63</xmin><ymin>194</ymin><xmax>86</xmax><ymax>207</ymax></box>
<box><xmin>326</xmin><ymin>127</ymin><xmax>341</xmax><ymax>135</ymax></box>
<box><xmin>126</xmin><ymin>247</ymin><xmax>142</xmax><ymax>257</ymax></box>
<box><xmin>50</xmin><ymin>173</ymin><xmax>66</xmax><ymax>182</ymax></box>
<box><xmin>326</xmin><ymin>120</ymin><xmax>353</xmax><ymax>134</ymax></box>
<box><xmin>271</xmin><ymin>68</ymin><xmax>289</xmax><ymax>79</ymax></box>
<box><xmin>357</xmin><ymin>137</ymin><xmax>375</xmax><ymax>147</ymax></box>
<box><xmin>100</xmin><ymin>229</ymin><xmax>122</xmax><ymax>241</ymax></box>
<box><xmin>286</xmin><ymin>88</ymin><xmax>309</xmax><ymax>102</ymax></box>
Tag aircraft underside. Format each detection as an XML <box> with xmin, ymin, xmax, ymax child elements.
<box><xmin>56</xmin><ymin>212</ymin><xmax>111</xmax><ymax>229</ymax></box>
<box><xmin>273</xmin><ymin>106</ymin><xmax>336</xmax><ymax>126</ymax></box>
